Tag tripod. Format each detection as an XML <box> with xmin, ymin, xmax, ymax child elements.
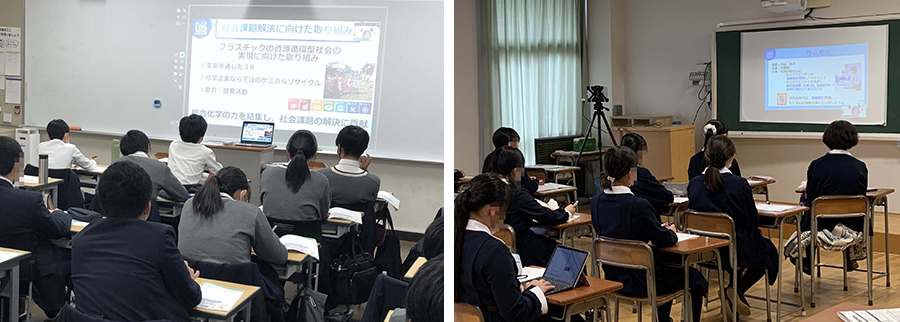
<box><xmin>574</xmin><ymin>86</ymin><xmax>616</xmax><ymax>166</ymax></box>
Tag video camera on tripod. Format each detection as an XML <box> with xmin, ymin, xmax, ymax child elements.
<box><xmin>575</xmin><ymin>85</ymin><xmax>616</xmax><ymax>165</ymax></box>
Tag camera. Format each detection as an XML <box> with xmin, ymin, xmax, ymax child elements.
<box><xmin>586</xmin><ymin>85</ymin><xmax>609</xmax><ymax>104</ymax></box>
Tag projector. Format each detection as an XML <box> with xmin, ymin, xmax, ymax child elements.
<box><xmin>762</xmin><ymin>0</ymin><xmax>831</xmax><ymax>14</ymax></box>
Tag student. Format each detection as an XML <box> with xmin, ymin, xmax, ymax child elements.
<box><xmin>71</xmin><ymin>161</ymin><xmax>202</xmax><ymax>321</ymax></box>
<box><xmin>482</xmin><ymin>127</ymin><xmax>539</xmax><ymax>194</ymax></box>
<box><xmin>261</xmin><ymin>130</ymin><xmax>331</xmax><ymax>238</ymax></box>
<box><xmin>687</xmin><ymin>135</ymin><xmax>778</xmax><ymax>317</ymax></box>
<box><xmin>179</xmin><ymin>166</ymin><xmax>287</xmax><ymax>265</ymax></box>
<box><xmin>318</xmin><ymin>125</ymin><xmax>380</xmax><ymax>209</ymax></box>
<box><xmin>799</xmin><ymin>120</ymin><xmax>867</xmax><ymax>271</ymax></box>
<box><xmin>406</xmin><ymin>255</ymin><xmax>443</xmax><ymax>322</ymax></box>
<box><xmin>591</xmin><ymin>146</ymin><xmax>707</xmax><ymax>322</ymax></box>
<box><xmin>620</xmin><ymin>133</ymin><xmax>674</xmax><ymax>212</ymax></box>
<box><xmin>168</xmin><ymin>114</ymin><xmax>223</xmax><ymax>189</ymax></box>
<box><xmin>38</xmin><ymin>119</ymin><xmax>97</xmax><ymax>170</ymax></box>
<box><xmin>0</xmin><ymin>136</ymin><xmax>71</xmax><ymax>319</ymax></box>
<box><xmin>687</xmin><ymin>119</ymin><xmax>741</xmax><ymax>180</ymax></box>
<box><xmin>455</xmin><ymin>173</ymin><xmax>552</xmax><ymax>322</ymax></box>
<box><xmin>491</xmin><ymin>146</ymin><xmax>572</xmax><ymax>267</ymax></box>
<box><xmin>114</xmin><ymin>130</ymin><xmax>189</xmax><ymax>202</ymax></box>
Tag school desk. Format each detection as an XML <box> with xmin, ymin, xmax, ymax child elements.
<box><xmin>455</xmin><ymin>175</ymin><xmax>474</xmax><ymax>192</ymax></box>
<box><xmin>278</xmin><ymin>250</ymin><xmax>319</xmax><ymax>291</ymax></box>
<box><xmin>527</xmin><ymin>164</ymin><xmax>581</xmax><ymax>186</ymax></box>
<box><xmin>157</xmin><ymin>195</ymin><xmax>186</xmax><ymax>218</ymax></box>
<box><xmin>206</xmin><ymin>144</ymin><xmax>276</xmax><ymax>205</ymax></box>
<box><xmin>800</xmin><ymin>302</ymin><xmax>871</xmax><ymax>322</ymax></box>
<box><xmin>657</xmin><ymin>235</ymin><xmax>732</xmax><ymax>322</ymax></box>
<box><xmin>0</xmin><ymin>247</ymin><xmax>30</xmax><ymax>322</ymax></box>
<box><xmin>551</xmin><ymin>150</ymin><xmax>604</xmax><ymax>165</ymax></box>
<box><xmin>747</xmin><ymin>176</ymin><xmax>777</xmax><ymax>202</ymax></box>
<box><xmin>191</xmin><ymin>278</ymin><xmax>261</xmax><ymax>322</ymax></box>
<box><xmin>796</xmin><ymin>188</ymin><xmax>895</xmax><ymax>288</ymax></box>
<box><xmin>404</xmin><ymin>257</ymin><xmax>427</xmax><ymax>281</ymax></box>
<box><xmin>384</xmin><ymin>310</ymin><xmax>394</xmax><ymax>322</ymax></box>
<box><xmin>531</xmin><ymin>267</ymin><xmax>623</xmax><ymax>322</ymax></box>
<box><xmin>20</xmin><ymin>175</ymin><xmax>62</xmax><ymax>207</ymax></box>
<box><xmin>656</xmin><ymin>176</ymin><xmax>675</xmax><ymax>183</ymax></box>
<box><xmin>551</xmin><ymin>212</ymin><xmax>594</xmax><ymax>249</ymax></box>
<box><xmin>536</xmin><ymin>182</ymin><xmax>578</xmax><ymax>204</ymax></box>
<box><xmin>754</xmin><ymin>201</ymin><xmax>809</xmax><ymax>321</ymax></box>
<box><xmin>663</xmin><ymin>197</ymin><xmax>690</xmax><ymax>228</ymax></box>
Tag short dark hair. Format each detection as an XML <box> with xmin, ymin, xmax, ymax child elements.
<box><xmin>0</xmin><ymin>136</ymin><xmax>23</xmax><ymax>176</ymax></box>
<box><xmin>422</xmin><ymin>216</ymin><xmax>443</xmax><ymax>260</ymax></box>
<box><xmin>621</xmin><ymin>133</ymin><xmax>647</xmax><ymax>153</ymax></box>
<box><xmin>120</xmin><ymin>130</ymin><xmax>151</xmax><ymax>156</ymax></box>
<box><xmin>492</xmin><ymin>127</ymin><xmax>520</xmax><ymax>148</ymax></box>
<box><xmin>98</xmin><ymin>161</ymin><xmax>153</xmax><ymax>218</ymax></box>
<box><xmin>407</xmin><ymin>255</ymin><xmax>443</xmax><ymax>322</ymax></box>
<box><xmin>822</xmin><ymin>120</ymin><xmax>859</xmax><ymax>150</ymax></box>
<box><xmin>179</xmin><ymin>114</ymin><xmax>208</xmax><ymax>143</ymax></box>
<box><xmin>492</xmin><ymin>146</ymin><xmax>525</xmax><ymax>176</ymax></box>
<box><xmin>47</xmin><ymin>119</ymin><xmax>70</xmax><ymax>140</ymax></box>
<box><xmin>335</xmin><ymin>125</ymin><xmax>369</xmax><ymax>158</ymax></box>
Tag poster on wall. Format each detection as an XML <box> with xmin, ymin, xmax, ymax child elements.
<box><xmin>0</xmin><ymin>27</ymin><xmax>21</xmax><ymax>52</ymax></box>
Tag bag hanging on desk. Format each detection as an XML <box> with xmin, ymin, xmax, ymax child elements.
<box><xmin>286</xmin><ymin>284</ymin><xmax>327</xmax><ymax>322</ymax></box>
<box><xmin>375</xmin><ymin>209</ymin><xmax>403</xmax><ymax>279</ymax></box>
<box><xmin>330</xmin><ymin>230</ymin><xmax>379</xmax><ymax>305</ymax></box>
<box><xmin>68</xmin><ymin>207</ymin><xmax>103</xmax><ymax>223</ymax></box>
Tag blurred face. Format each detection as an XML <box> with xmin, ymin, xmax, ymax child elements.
<box><xmin>487</xmin><ymin>202</ymin><xmax>509</xmax><ymax>232</ymax></box>
<box><xmin>511</xmin><ymin>167</ymin><xmax>524</xmax><ymax>181</ymax></box>
<box><xmin>508</xmin><ymin>141</ymin><xmax>519</xmax><ymax>149</ymax></box>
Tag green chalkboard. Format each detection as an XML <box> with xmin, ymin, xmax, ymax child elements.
<box><xmin>716</xmin><ymin>19</ymin><xmax>900</xmax><ymax>133</ymax></box>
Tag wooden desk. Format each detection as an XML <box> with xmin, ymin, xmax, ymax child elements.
<box><xmin>455</xmin><ymin>175</ymin><xmax>474</xmax><ymax>192</ymax></box>
<box><xmin>801</xmin><ymin>302</ymin><xmax>871</xmax><ymax>322</ymax></box>
<box><xmin>747</xmin><ymin>176</ymin><xmax>777</xmax><ymax>202</ymax></box>
<box><xmin>157</xmin><ymin>196</ymin><xmax>185</xmax><ymax>218</ymax></box>
<box><xmin>72</xmin><ymin>164</ymin><xmax>108</xmax><ymax>177</ymax></box>
<box><xmin>755</xmin><ymin>201</ymin><xmax>809</xmax><ymax>321</ymax></box>
<box><xmin>544</xmin><ymin>276</ymin><xmax>623</xmax><ymax>322</ymax></box>
<box><xmin>0</xmin><ymin>247</ymin><xmax>31</xmax><ymax>322</ymax></box>
<box><xmin>70</xmin><ymin>219</ymin><xmax>89</xmax><ymax>234</ymax></box>
<box><xmin>657</xmin><ymin>236</ymin><xmax>731</xmax><ymax>322</ymax></box>
<box><xmin>404</xmin><ymin>257</ymin><xmax>427</xmax><ymax>281</ymax></box>
<box><xmin>663</xmin><ymin>197</ymin><xmax>690</xmax><ymax>228</ymax></box>
<box><xmin>192</xmin><ymin>278</ymin><xmax>260</xmax><ymax>321</ymax></box>
<box><xmin>535</xmin><ymin>183</ymin><xmax>578</xmax><ymax>204</ymax></box>
<box><xmin>657</xmin><ymin>176</ymin><xmax>675</xmax><ymax>183</ymax></box>
<box><xmin>551</xmin><ymin>212</ymin><xmax>594</xmax><ymax>249</ymax></box>
<box><xmin>551</xmin><ymin>150</ymin><xmax>604</xmax><ymax>165</ymax></box>
<box><xmin>527</xmin><ymin>164</ymin><xmax>581</xmax><ymax>186</ymax></box>
<box><xmin>20</xmin><ymin>176</ymin><xmax>63</xmax><ymax>206</ymax></box>
<box><xmin>278</xmin><ymin>250</ymin><xmax>319</xmax><ymax>291</ymax></box>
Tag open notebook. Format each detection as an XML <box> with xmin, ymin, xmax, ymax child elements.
<box><xmin>279</xmin><ymin>234</ymin><xmax>319</xmax><ymax>260</ymax></box>
<box><xmin>197</xmin><ymin>282</ymin><xmax>244</xmax><ymax>312</ymax></box>
<box><xmin>838</xmin><ymin>308</ymin><xmax>900</xmax><ymax>321</ymax></box>
<box><xmin>328</xmin><ymin>207</ymin><xmax>362</xmax><ymax>224</ymax></box>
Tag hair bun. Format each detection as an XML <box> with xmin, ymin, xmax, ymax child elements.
<box><xmin>703</xmin><ymin>123</ymin><xmax>717</xmax><ymax>135</ymax></box>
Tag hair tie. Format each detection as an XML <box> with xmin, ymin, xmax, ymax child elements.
<box><xmin>704</xmin><ymin>123</ymin><xmax>717</xmax><ymax>135</ymax></box>
<box><xmin>708</xmin><ymin>152</ymin><xmax>727</xmax><ymax>168</ymax></box>
<box><xmin>607</xmin><ymin>176</ymin><xmax>615</xmax><ymax>182</ymax></box>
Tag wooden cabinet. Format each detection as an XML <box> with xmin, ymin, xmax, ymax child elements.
<box><xmin>616</xmin><ymin>125</ymin><xmax>695</xmax><ymax>182</ymax></box>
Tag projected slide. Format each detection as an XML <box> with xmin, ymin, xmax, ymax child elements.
<box><xmin>187</xmin><ymin>18</ymin><xmax>380</xmax><ymax>134</ymax></box>
<box><xmin>765</xmin><ymin>44</ymin><xmax>868</xmax><ymax>118</ymax></box>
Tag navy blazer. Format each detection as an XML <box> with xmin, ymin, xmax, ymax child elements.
<box><xmin>688</xmin><ymin>173</ymin><xmax>778</xmax><ymax>271</ymax></box>
<box><xmin>458</xmin><ymin>230</ymin><xmax>543</xmax><ymax>322</ymax></box>
<box><xmin>72</xmin><ymin>218</ymin><xmax>202</xmax><ymax>321</ymax></box>
<box><xmin>631</xmin><ymin>167</ymin><xmax>674</xmax><ymax>213</ymax></box>
<box><xmin>505</xmin><ymin>188</ymin><xmax>568</xmax><ymax>266</ymax></box>
<box><xmin>802</xmin><ymin>153</ymin><xmax>868</xmax><ymax>232</ymax></box>
<box><xmin>0</xmin><ymin>179</ymin><xmax>71</xmax><ymax>277</ymax></box>
<box><xmin>591</xmin><ymin>192</ymin><xmax>678</xmax><ymax>294</ymax></box>
<box><xmin>687</xmin><ymin>151</ymin><xmax>741</xmax><ymax>180</ymax></box>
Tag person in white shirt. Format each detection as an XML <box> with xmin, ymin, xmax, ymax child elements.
<box><xmin>168</xmin><ymin>114</ymin><xmax>223</xmax><ymax>187</ymax></box>
<box><xmin>38</xmin><ymin>119</ymin><xmax>97</xmax><ymax>170</ymax></box>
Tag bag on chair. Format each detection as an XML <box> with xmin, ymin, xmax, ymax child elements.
<box><xmin>331</xmin><ymin>231</ymin><xmax>379</xmax><ymax>305</ymax></box>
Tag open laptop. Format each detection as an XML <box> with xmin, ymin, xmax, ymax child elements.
<box><xmin>522</xmin><ymin>245</ymin><xmax>590</xmax><ymax>295</ymax></box>
<box><xmin>236</xmin><ymin>121</ymin><xmax>275</xmax><ymax>147</ymax></box>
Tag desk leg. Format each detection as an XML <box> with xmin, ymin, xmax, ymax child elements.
<box><xmin>884</xmin><ymin>198</ymin><xmax>891</xmax><ymax>287</ymax></box>
<box><xmin>796</xmin><ymin>214</ymin><xmax>806</xmax><ymax>316</ymax></box>
<box><xmin>776</xmin><ymin>223</ymin><xmax>783</xmax><ymax>322</ymax></box>
<box><xmin>243</xmin><ymin>302</ymin><xmax>252</xmax><ymax>322</ymax></box>
<box><xmin>11</xmin><ymin>266</ymin><xmax>19</xmax><ymax>322</ymax></box>
<box><xmin>684</xmin><ymin>258</ymin><xmax>691</xmax><ymax>322</ymax></box>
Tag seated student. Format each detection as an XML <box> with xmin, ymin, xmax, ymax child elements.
<box><xmin>115</xmin><ymin>130</ymin><xmax>189</xmax><ymax>202</ymax></box>
<box><xmin>261</xmin><ymin>130</ymin><xmax>331</xmax><ymax>238</ymax></box>
<box><xmin>799</xmin><ymin>120</ymin><xmax>867</xmax><ymax>271</ymax></box>
<box><xmin>71</xmin><ymin>161</ymin><xmax>202</xmax><ymax>321</ymax></box>
<box><xmin>455</xmin><ymin>173</ymin><xmax>552</xmax><ymax>322</ymax></box>
<box><xmin>482</xmin><ymin>127</ymin><xmax>539</xmax><ymax>194</ymax></box>
<box><xmin>490</xmin><ymin>146</ymin><xmax>572</xmax><ymax>267</ymax></box>
<box><xmin>38</xmin><ymin>119</ymin><xmax>97</xmax><ymax>170</ymax></box>
<box><xmin>406</xmin><ymin>255</ymin><xmax>444</xmax><ymax>322</ymax></box>
<box><xmin>620</xmin><ymin>133</ymin><xmax>674</xmax><ymax>212</ymax></box>
<box><xmin>168</xmin><ymin>114</ymin><xmax>223</xmax><ymax>190</ymax></box>
<box><xmin>0</xmin><ymin>136</ymin><xmax>71</xmax><ymax>319</ymax></box>
<box><xmin>687</xmin><ymin>135</ymin><xmax>778</xmax><ymax>317</ymax></box>
<box><xmin>688</xmin><ymin>119</ymin><xmax>741</xmax><ymax>180</ymax></box>
<box><xmin>591</xmin><ymin>146</ymin><xmax>707</xmax><ymax>322</ymax></box>
<box><xmin>318</xmin><ymin>125</ymin><xmax>380</xmax><ymax>209</ymax></box>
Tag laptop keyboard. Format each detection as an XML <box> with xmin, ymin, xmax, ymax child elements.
<box><xmin>521</xmin><ymin>278</ymin><xmax>572</xmax><ymax>295</ymax></box>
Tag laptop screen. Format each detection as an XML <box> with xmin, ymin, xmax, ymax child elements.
<box><xmin>543</xmin><ymin>246</ymin><xmax>588</xmax><ymax>285</ymax></box>
<box><xmin>241</xmin><ymin>122</ymin><xmax>275</xmax><ymax>144</ymax></box>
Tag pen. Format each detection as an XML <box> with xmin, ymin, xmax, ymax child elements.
<box><xmin>272</xmin><ymin>225</ymin><xmax>278</xmax><ymax>232</ymax></box>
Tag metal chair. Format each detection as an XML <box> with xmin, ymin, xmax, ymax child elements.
<box><xmin>808</xmin><ymin>195</ymin><xmax>873</xmax><ymax>307</ymax></box>
<box><xmin>492</xmin><ymin>224</ymin><xmax>517</xmax><ymax>253</ymax></box>
<box><xmin>454</xmin><ymin>302</ymin><xmax>485</xmax><ymax>322</ymax></box>
<box><xmin>594</xmin><ymin>236</ymin><xmax>684</xmax><ymax>322</ymax></box>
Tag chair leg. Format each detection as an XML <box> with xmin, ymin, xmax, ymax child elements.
<box><xmin>868</xmin><ymin>229</ymin><xmax>874</xmax><ymax>306</ymax></box>
<box><xmin>633</xmin><ymin>301</ymin><xmax>637</xmax><ymax>314</ymax></box>
<box><xmin>810</xmin><ymin>235</ymin><xmax>817</xmax><ymax>308</ymax></box>
<box><xmin>614</xmin><ymin>297</ymin><xmax>620</xmax><ymax>322</ymax></box>
<box><xmin>702</xmin><ymin>267</ymin><xmax>710</xmax><ymax>312</ymax></box>
<box><xmin>764</xmin><ymin>269</ymin><xmax>771</xmax><ymax>322</ymax></box>
<box><xmin>843</xmin><ymin>250</ymin><xmax>849</xmax><ymax>291</ymax></box>
<box><xmin>636</xmin><ymin>302</ymin><xmax>642</xmax><ymax>322</ymax></box>
<box><xmin>816</xmin><ymin>250</ymin><xmax>822</xmax><ymax>278</ymax></box>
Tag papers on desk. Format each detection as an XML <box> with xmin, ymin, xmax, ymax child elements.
<box><xmin>518</xmin><ymin>267</ymin><xmax>546</xmax><ymax>282</ymax></box>
<box><xmin>19</xmin><ymin>175</ymin><xmax>38</xmax><ymax>184</ymax></box>
<box><xmin>673</xmin><ymin>197</ymin><xmax>689</xmax><ymax>204</ymax></box>
<box><xmin>868</xmin><ymin>187</ymin><xmax>877</xmax><ymax>192</ymax></box>
<box><xmin>71</xmin><ymin>219</ymin><xmax>89</xmax><ymax>228</ymax></box>
<box><xmin>197</xmin><ymin>282</ymin><xmax>244</xmax><ymax>311</ymax></box>
<box><xmin>838</xmin><ymin>308</ymin><xmax>900</xmax><ymax>322</ymax></box>
<box><xmin>0</xmin><ymin>250</ymin><xmax>22</xmax><ymax>262</ymax></box>
<box><xmin>378</xmin><ymin>191</ymin><xmax>400</xmax><ymax>210</ymax></box>
<box><xmin>536</xmin><ymin>198</ymin><xmax>560</xmax><ymax>211</ymax></box>
<box><xmin>677</xmin><ymin>233</ymin><xmax>699</xmax><ymax>242</ymax></box>
<box><xmin>328</xmin><ymin>207</ymin><xmax>362</xmax><ymax>224</ymax></box>
<box><xmin>747</xmin><ymin>180</ymin><xmax>765</xmax><ymax>186</ymax></box>
<box><xmin>76</xmin><ymin>165</ymin><xmax>106</xmax><ymax>173</ymax></box>
<box><xmin>755</xmin><ymin>203</ymin><xmax>802</xmax><ymax>213</ymax></box>
<box><xmin>747</xmin><ymin>175</ymin><xmax>774</xmax><ymax>182</ymax></box>
<box><xmin>280</xmin><ymin>234</ymin><xmax>319</xmax><ymax>260</ymax></box>
<box><xmin>157</xmin><ymin>157</ymin><xmax>168</xmax><ymax>163</ymax></box>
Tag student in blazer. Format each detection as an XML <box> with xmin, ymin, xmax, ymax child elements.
<box><xmin>592</xmin><ymin>146</ymin><xmax>707</xmax><ymax>322</ymax></box>
<box><xmin>620</xmin><ymin>133</ymin><xmax>674</xmax><ymax>213</ymax></box>
<box><xmin>687</xmin><ymin>135</ymin><xmax>778</xmax><ymax>318</ymax></box>
<box><xmin>481</xmin><ymin>127</ymin><xmax>539</xmax><ymax>194</ymax></box>
<box><xmin>687</xmin><ymin>119</ymin><xmax>741</xmax><ymax>180</ymax></box>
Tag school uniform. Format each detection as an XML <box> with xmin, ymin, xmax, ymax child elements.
<box><xmin>801</xmin><ymin>150</ymin><xmax>868</xmax><ymax>233</ymax></box>
<box><xmin>688</xmin><ymin>167</ymin><xmax>778</xmax><ymax>278</ymax></box>
<box><xmin>591</xmin><ymin>186</ymin><xmax>707</xmax><ymax>322</ymax></box>
<box><xmin>113</xmin><ymin>152</ymin><xmax>190</xmax><ymax>202</ymax></box>
<box><xmin>71</xmin><ymin>217</ymin><xmax>202</xmax><ymax>321</ymax></box>
<box><xmin>687</xmin><ymin>150</ymin><xmax>741</xmax><ymax>180</ymax></box>
<box><xmin>37</xmin><ymin>138</ymin><xmax>97</xmax><ymax>170</ymax></box>
<box><xmin>482</xmin><ymin>151</ymin><xmax>539</xmax><ymax>194</ymax></box>
<box><xmin>458</xmin><ymin>220</ymin><xmax>546</xmax><ymax>322</ymax></box>
<box><xmin>0</xmin><ymin>177</ymin><xmax>71</xmax><ymax>318</ymax></box>
<box><xmin>167</xmin><ymin>140</ymin><xmax>224</xmax><ymax>185</ymax></box>
<box><xmin>318</xmin><ymin>159</ymin><xmax>380</xmax><ymax>207</ymax></box>
<box><xmin>630</xmin><ymin>166</ymin><xmax>674</xmax><ymax>213</ymax></box>
<box><xmin>505</xmin><ymin>187</ymin><xmax>569</xmax><ymax>267</ymax></box>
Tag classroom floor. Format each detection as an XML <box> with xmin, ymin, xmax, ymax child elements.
<box><xmin>24</xmin><ymin>240</ymin><xmax>417</xmax><ymax>322</ymax></box>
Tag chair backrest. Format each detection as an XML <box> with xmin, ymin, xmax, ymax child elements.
<box><xmin>310</xmin><ymin>161</ymin><xmax>327</xmax><ymax>170</ymax></box>
<box><xmin>811</xmin><ymin>195</ymin><xmax>869</xmax><ymax>217</ymax></box>
<box><xmin>492</xmin><ymin>224</ymin><xmax>516</xmax><ymax>253</ymax></box>
<box><xmin>454</xmin><ymin>302</ymin><xmax>485</xmax><ymax>322</ymax></box>
<box><xmin>683</xmin><ymin>210</ymin><xmax>735</xmax><ymax>240</ymax></box>
<box><xmin>153</xmin><ymin>152</ymin><xmax>168</xmax><ymax>160</ymax></box>
<box><xmin>593</xmin><ymin>236</ymin><xmax>654</xmax><ymax>272</ymax></box>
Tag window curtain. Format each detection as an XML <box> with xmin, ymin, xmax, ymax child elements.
<box><xmin>480</xmin><ymin>0</ymin><xmax>584</xmax><ymax>164</ymax></box>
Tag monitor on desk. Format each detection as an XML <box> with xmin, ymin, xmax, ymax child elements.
<box><xmin>240</xmin><ymin>121</ymin><xmax>275</xmax><ymax>145</ymax></box>
<box><xmin>543</xmin><ymin>245</ymin><xmax>589</xmax><ymax>286</ymax></box>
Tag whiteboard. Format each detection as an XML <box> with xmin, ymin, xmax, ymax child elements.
<box><xmin>24</xmin><ymin>0</ymin><xmax>443</xmax><ymax>162</ymax></box>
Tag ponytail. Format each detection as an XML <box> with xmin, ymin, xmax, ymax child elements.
<box><xmin>193</xmin><ymin>166</ymin><xmax>250</xmax><ymax>217</ymax></box>
<box><xmin>454</xmin><ymin>173</ymin><xmax>511</xmax><ymax>301</ymax></box>
<box><xmin>600</xmin><ymin>146</ymin><xmax>637</xmax><ymax>191</ymax></box>
<box><xmin>703</xmin><ymin>135</ymin><xmax>736</xmax><ymax>193</ymax></box>
<box><xmin>285</xmin><ymin>130</ymin><xmax>318</xmax><ymax>193</ymax></box>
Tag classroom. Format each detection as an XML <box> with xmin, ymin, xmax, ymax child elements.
<box><xmin>0</xmin><ymin>0</ymin><xmax>444</xmax><ymax>322</ymax></box>
<box><xmin>455</xmin><ymin>0</ymin><xmax>900</xmax><ymax>321</ymax></box>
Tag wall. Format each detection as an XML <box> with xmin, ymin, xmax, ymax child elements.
<box><xmin>617</xmin><ymin>0</ymin><xmax>900</xmax><ymax>206</ymax></box>
<box><xmin>0</xmin><ymin>0</ymin><xmax>24</xmax><ymax>126</ymax></box>
<box><xmin>454</xmin><ymin>0</ymin><xmax>480</xmax><ymax>174</ymax></box>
